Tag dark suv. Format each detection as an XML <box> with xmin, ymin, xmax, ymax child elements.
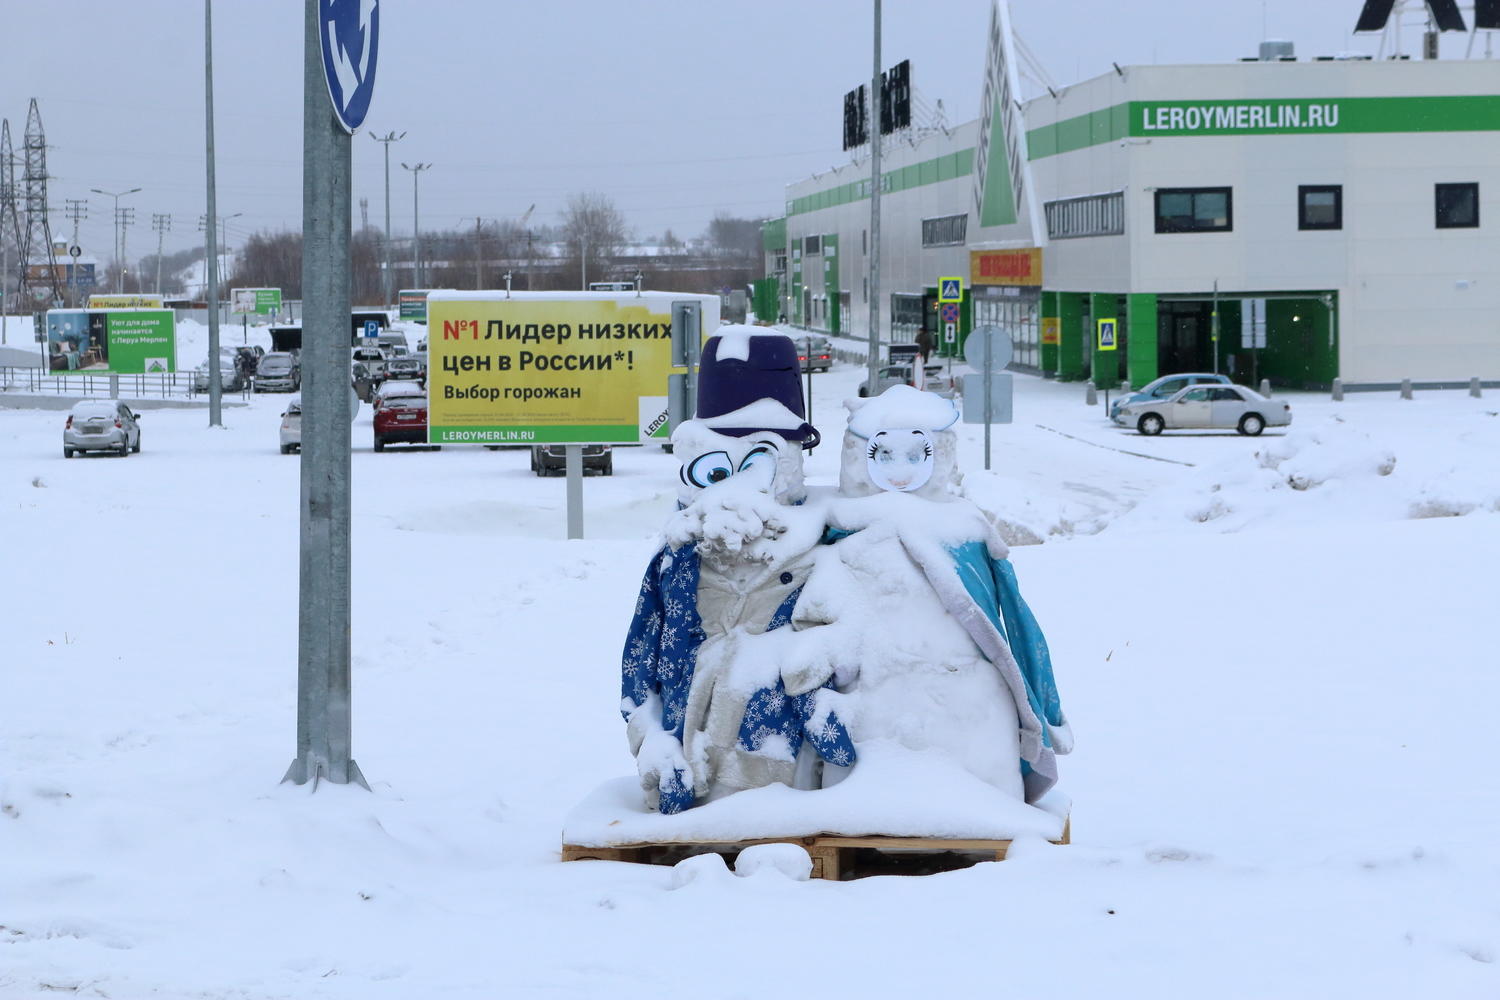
<box><xmin>530</xmin><ymin>443</ymin><xmax>612</xmax><ymax>476</ymax></box>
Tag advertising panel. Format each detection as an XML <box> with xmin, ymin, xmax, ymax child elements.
<box><xmin>230</xmin><ymin>287</ymin><xmax>283</xmax><ymax>315</ymax></box>
<box><xmin>398</xmin><ymin>289</ymin><xmax>429</xmax><ymax>321</ymax></box>
<box><xmin>426</xmin><ymin>292</ymin><xmax>717</xmax><ymax>446</ymax></box>
<box><xmin>88</xmin><ymin>293</ymin><xmax>164</xmax><ymax>309</ymax></box>
<box><xmin>44</xmin><ymin>308</ymin><xmax>176</xmax><ymax>374</ymax></box>
<box><xmin>970</xmin><ymin>248</ymin><xmax>1043</xmax><ymax>287</ymax></box>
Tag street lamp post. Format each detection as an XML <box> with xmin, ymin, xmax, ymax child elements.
<box><xmin>90</xmin><ymin>186</ymin><xmax>141</xmax><ymax>293</ymax></box>
<box><xmin>401</xmin><ymin>162</ymin><xmax>431</xmax><ymax>287</ymax></box>
<box><xmin>371</xmin><ymin>131</ymin><xmax>405</xmax><ymax>307</ymax></box>
<box><xmin>199</xmin><ymin>211</ymin><xmax>242</xmax><ymax>316</ymax></box>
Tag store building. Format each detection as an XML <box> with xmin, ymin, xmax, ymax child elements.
<box><xmin>766</xmin><ymin>12</ymin><xmax>1500</xmax><ymax>390</ymax></box>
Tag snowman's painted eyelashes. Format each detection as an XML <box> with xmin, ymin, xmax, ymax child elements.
<box><xmin>680</xmin><ymin>438</ymin><xmax>782</xmax><ymax>488</ymax></box>
<box><xmin>867</xmin><ymin>430</ymin><xmax>932</xmax><ymax>461</ymax></box>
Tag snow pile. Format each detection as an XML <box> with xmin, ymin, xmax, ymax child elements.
<box><xmin>1111</xmin><ymin>408</ymin><xmax>1500</xmax><ymax>533</ymax></box>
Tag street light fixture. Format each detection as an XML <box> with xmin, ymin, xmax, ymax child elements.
<box><xmin>370</xmin><ymin>131</ymin><xmax>405</xmax><ymax>307</ymax></box>
<box><xmin>401</xmin><ymin>162</ymin><xmax>432</xmax><ymax>287</ymax></box>
<box><xmin>90</xmin><ymin>186</ymin><xmax>141</xmax><ymax>293</ymax></box>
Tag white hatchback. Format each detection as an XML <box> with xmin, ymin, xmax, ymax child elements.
<box><xmin>63</xmin><ymin>399</ymin><xmax>141</xmax><ymax>457</ymax></box>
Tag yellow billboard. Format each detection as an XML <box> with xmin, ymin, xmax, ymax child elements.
<box><xmin>88</xmin><ymin>293</ymin><xmax>164</xmax><ymax>309</ymax></box>
<box><xmin>426</xmin><ymin>292</ymin><xmax>718</xmax><ymax>445</ymax></box>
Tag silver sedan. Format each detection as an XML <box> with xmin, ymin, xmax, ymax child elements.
<box><xmin>1114</xmin><ymin>383</ymin><xmax>1292</xmax><ymax>436</ymax></box>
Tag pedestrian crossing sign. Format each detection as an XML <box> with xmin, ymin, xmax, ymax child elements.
<box><xmin>938</xmin><ymin>277</ymin><xmax>962</xmax><ymax>303</ymax></box>
<box><xmin>1097</xmin><ymin>318</ymin><xmax>1118</xmax><ymax>351</ymax></box>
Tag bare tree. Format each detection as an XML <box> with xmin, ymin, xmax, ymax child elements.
<box><xmin>560</xmin><ymin>192</ymin><xmax>627</xmax><ymax>289</ymax></box>
<box><xmin>705</xmin><ymin>212</ymin><xmax>763</xmax><ymax>262</ymax></box>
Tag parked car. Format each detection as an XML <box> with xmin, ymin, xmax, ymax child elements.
<box><xmin>253</xmin><ymin>352</ymin><xmax>300</xmax><ymax>392</ymax></box>
<box><xmin>372</xmin><ymin>381</ymin><xmax>435</xmax><ymax>452</ymax></box>
<box><xmin>1114</xmin><ymin>383</ymin><xmax>1292</xmax><ymax>436</ymax></box>
<box><xmin>351</xmin><ymin>346</ymin><xmax>387</xmax><ymax>380</ymax></box>
<box><xmin>192</xmin><ymin>359</ymin><xmax>244</xmax><ymax>393</ymax></box>
<box><xmin>382</xmin><ymin>357</ymin><xmax>425</xmax><ymax>385</ymax></box>
<box><xmin>280</xmin><ymin>396</ymin><xmax>301</xmax><ymax>454</ymax></box>
<box><xmin>1109</xmin><ymin>372</ymin><xmax>1231</xmax><ymax>421</ymax></box>
<box><xmin>858</xmin><ymin>363</ymin><xmax>953</xmax><ymax>398</ymax></box>
<box><xmin>531</xmin><ymin>443</ymin><xmax>612</xmax><ymax>476</ymax></box>
<box><xmin>63</xmin><ymin>399</ymin><xmax>141</xmax><ymax>457</ymax></box>
<box><xmin>795</xmin><ymin>336</ymin><xmax>833</xmax><ymax>373</ymax></box>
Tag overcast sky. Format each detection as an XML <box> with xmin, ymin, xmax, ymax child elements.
<box><xmin>0</xmin><ymin>1</ymin><xmax>1457</xmax><ymax>264</ymax></box>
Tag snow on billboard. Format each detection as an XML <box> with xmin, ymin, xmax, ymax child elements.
<box><xmin>426</xmin><ymin>292</ymin><xmax>717</xmax><ymax>446</ymax></box>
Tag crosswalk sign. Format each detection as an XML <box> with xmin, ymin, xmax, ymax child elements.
<box><xmin>938</xmin><ymin>277</ymin><xmax>962</xmax><ymax>303</ymax></box>
<box><xmin>1097</xmin><ymin>318</ymin><xmax>1118</xmax><ymax>351</ymax></box>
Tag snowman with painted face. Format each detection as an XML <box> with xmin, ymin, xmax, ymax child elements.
<box><xmin>784</xmin><ymin>384</ymin><xmax>1072</xmax><ymax>804</ymax></box>
<box><xmin>619</xmin><ymin>326</ymin><xmax>854</xmax><ymax>813</ymax></box>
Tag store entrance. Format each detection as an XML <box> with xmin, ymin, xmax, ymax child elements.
<box><xmin>1158</xmin><ymin>301</ymin><xmax>1214</xmax><ymax>372</ymax></box>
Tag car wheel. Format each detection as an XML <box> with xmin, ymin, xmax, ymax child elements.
<box><xmin>857</xmin><ymin>386</ymin><xmax>868</xmax><ymax>397</ymax></box>
<box><xmin>280</xmin><ymin>444</ymin><xmax>292</xmax><ymax>454</ymax></box>
<box><xmin>374</xmin><ymin>437</ymin><xmax>385</xmax><ymax>452</ymax></box>
<box><xmin>1238</xmin><ymin>413</ymin><xmax>1266</xmax><ymax>436</ymax></box>
<box><xmin>1137</xmin><ymin>413</ymin><xmax>1165</xmax><ymax>436</ymax></box>
<box><xmin>63</xmin><ymin>447</ymin><xmax>74</xmax><ymax>458</ymax></box>
<box><xmin>604</xmin><ymin>455</ymin><xmax>614</xmax><ymax>475</ymax></box>
<box><xmin>118</xmin><ymin>440</ymin><xmax>130</xmax><ymax>456</ymax></box>
<box><xmin>131</xmin><ymin>435</ymin><xmax>140</xmax><ymax>454</ymax></box>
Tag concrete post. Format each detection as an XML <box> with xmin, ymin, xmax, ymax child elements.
<box><xmin>1331</xmin><ymin>378</ymin><xmax>1343</xmax><ymax>401</ymax></box>
<box><xmin>1470</xmin><ymin>377</ymin><xmax>1482</xmax><ymax>398</ymax></box>
<box><xmin>1258</xmin><ymin>378</ymin><xmax>1272</xmax><ymax>397</ymax></box>
<box><xmin>1400</xmin><ymin>378</ymin><xmax>1413</xmax><ymax>400</ymax></box>
<box><xmin>285</xmin><ymin>0</ymin><xmax>364</xmax><ymax>790</ymax></box>
<box><xmin>1085</xmin><ymin>383</ymin><xmax>1097</xmax><ymax>406</ymax></box>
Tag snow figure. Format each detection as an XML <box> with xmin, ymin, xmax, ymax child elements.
<box><xmin>788</xmin><ymin>384</ymin><xmax>1071</xmax><ymax>803</ymax></box>
<box><xmin>620</xmin><ymin>326</ymin><xmax>855</xmax><ymax>814</ymax></box>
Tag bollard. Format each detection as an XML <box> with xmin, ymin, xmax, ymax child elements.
<box><xmin>1400</xmin><ymin>378</ymin><xmax>1413</xmax><ymax>400</ymax></box>
<box><xmin>1258</xmin><ymin>378</ymin><xmax>1272</xmax><ymax>397</ymax></box>
<box><xmin>1085</xmin><ymin>383</ymin><xmax>1098</xmax><ymax>406</ymax></box>
<box><xmin>1331</xmin><ymin>378</ymin><xmax>1344</xmax><ymax>402</ymax></box>
<box><xmin>1471</xmin><ymin>377</ymin><xmax>1482</xmax><ymax>399</ymax></box>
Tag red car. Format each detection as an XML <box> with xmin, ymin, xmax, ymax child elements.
<box><xmin>372</xmin><ymin>383</ymin><xmax>437</xmax><ymax>452</ymax></box>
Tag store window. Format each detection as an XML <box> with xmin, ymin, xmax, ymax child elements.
<box><xmin>921</xmin><ymin>214</ymin><xmax>968</xmax><ymax>247</ymax></box>
<box><xmin>1435</xmin><ymin>183</ymin><xmax>1479</xmax><ymax>229</ymax></box>
<box><xmin>1045</xmin><ymin>191</ymin><xmax>1125</xmax><ymax>239</ymax></box>
<box><xmin>1154</xmin><ymin>187</ymin><xmax>1232</xmax><ymax>233</ymax></box>
<box><xmin>1298</xmin><ymin>185</ymin><xmax>1342</xmax><ymax>230</ymax></box>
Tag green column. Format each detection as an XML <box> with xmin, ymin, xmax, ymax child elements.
<box><xmin>1056</xmin><ymin>292</ymin><xmax>1085</xmax><ymax>381</ymax></box>
<box><xmin>1041</xmin><ymin>291</ymin><xmax>1059</xmax><ymax>374</ymax></box>
<box><xmin>1089</xmin><ymin>292</ymin><xmax>1117</xmax><ymax>388</ymax></box>
<box><xmin>1126</xmin><ymin>293</ymin><xmax>1158</xmax><ymax>389</ymax></box>
<box><xmin>823</xmin><ymin>235</ymin><xmax>840</xmax><ymax>335</ymax></box>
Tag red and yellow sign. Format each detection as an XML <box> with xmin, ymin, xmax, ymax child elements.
<box><xmin>970</xmin><ymin>248</ymin><xmax>1043</xmax><ymax>287</ymax></box>
<box><xmin>1041</xmin><ymin>316</ymin><xmax>1060</xmax><ymax>345</ymax></box>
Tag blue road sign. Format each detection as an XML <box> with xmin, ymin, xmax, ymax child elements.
<box><xmin>938</xmin><ymin>277</ymin><xmax>963</xmax><ymax>302</ymax></box>
<box><xmin>320</xmin><ymin>0</ymin><xmax>380</xmax><ymax>133</ymax></box>
<box><xmin>364</xmin><ymin>320</ymin><xmax>380</xmax><ymax>338</ymax></box>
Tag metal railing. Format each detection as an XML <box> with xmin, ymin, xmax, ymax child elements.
<box><xmin>0</xmin><ymin>366</ymin><xmax>252</xmax><ymax>401</ymax></box>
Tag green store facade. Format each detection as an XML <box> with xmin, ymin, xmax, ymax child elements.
<box><xmin>767</xmin><ymin>56</ymin><xmax>1500</xmax><ymax>390</ymax></box>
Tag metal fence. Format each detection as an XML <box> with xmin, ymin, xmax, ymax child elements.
<box><xmin>0</xmin><ymin>366</ymin><xmax>251</xmax><ymax>401</ymax></box>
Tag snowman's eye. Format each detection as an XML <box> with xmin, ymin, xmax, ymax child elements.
<box><xmin>683</xmin><ymin>451</ymin><xmax>734</xmax><ymax>488</ymax></box>
<box><xmin>739</xmin><ymin>443</ymin><xmax>777</xmax><ymax>471</ymax></box>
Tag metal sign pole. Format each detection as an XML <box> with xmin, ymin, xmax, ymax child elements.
<box><xmin>286</xmin><ymin>0</ymin><xmax>363</xmax><ymax>790</ymax></box>
<box><xmin>565</xmin><ymin>445</ymin><xmax>584</xmax><ymax>539</ymax></box>
<box><xmin>983</xmin><ymin>325</ymin><xmax>993</xmax><ymax>471</ymax></box>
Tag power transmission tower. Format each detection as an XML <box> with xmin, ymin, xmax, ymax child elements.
<box><xmin>359</xmin><ymin>196</ymin><xmax>369</xmax><ymax>232</ymax></box>
<box><xmin>0</xmin><ymin>119</ymin><xmax>18</xmax><ymax>324</ymax></box>
<box><xmin>152</xmin><ymin>213</ymin><xmax>172</xmax><ymax>294</ymax></box>
<box><xmin>16</xmin><ymin>99</ymin><xmax>64</xmax><ymax>308</ymax></box>
<box><xmin>474</xmin><ymin>216</ymin><xmax>484</xmax><ymax>288</ymax></box>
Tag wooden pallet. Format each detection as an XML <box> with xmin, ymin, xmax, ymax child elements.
<box><xmin>562</xmin><ymin>817</ymin><xmax>1069</xmax><ymax>881</ymax></box>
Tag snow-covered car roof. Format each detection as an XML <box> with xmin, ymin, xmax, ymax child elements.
<box><xmin>70</xmin><ymin>399</ymin><xmax>124</xmax><ymax>417</ymax></box>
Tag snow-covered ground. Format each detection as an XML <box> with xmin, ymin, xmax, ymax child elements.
<box><xmin>3</xmin><ymin>318</ymin><xmax>1499</xmax><ymax>998</ymax></box>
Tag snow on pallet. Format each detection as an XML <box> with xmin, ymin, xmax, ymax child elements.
<box><xmin>562</xmin><ymin>818</ymin><xmax>1071</xmax><ymax>881</ymax></box>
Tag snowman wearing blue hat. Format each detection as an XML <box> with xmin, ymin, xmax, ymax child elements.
<box><xmin>620</xmin><ymin>326</ymin><xmax>855</xmax><ymax>814</ymax></box>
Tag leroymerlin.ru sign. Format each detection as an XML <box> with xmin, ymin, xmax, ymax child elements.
<box><xmin>1140</xmin><ymin>100</ymin><xmax>1341</xmax><ymax>133</ymax></box>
